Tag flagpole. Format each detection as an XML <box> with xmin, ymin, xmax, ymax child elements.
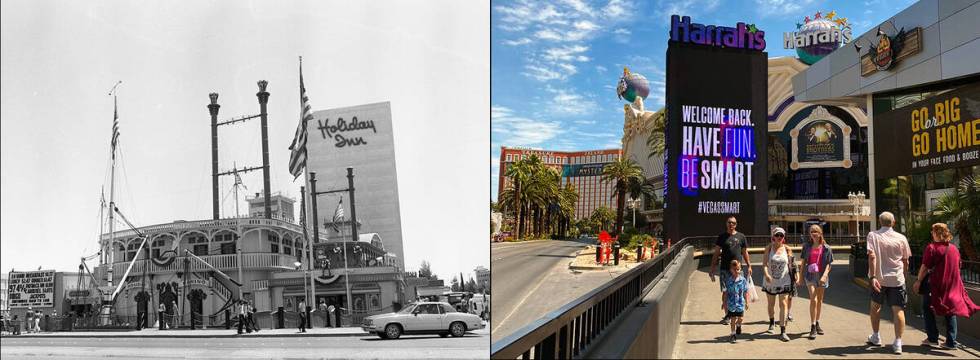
<box><xmin>300</xmin><ymin>56</ymin><xmax>317</xmax><ymax>324</ymax></box>
<box><xmin>103</xmin><ymin>81</ymin><xmax>122</xmax><ymax>324</ymax></box>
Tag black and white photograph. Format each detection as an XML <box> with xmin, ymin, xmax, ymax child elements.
<box><xmin>1</xmin><ymin>1</ymin><xmax>489</xmax><ymax>359</ymax></box>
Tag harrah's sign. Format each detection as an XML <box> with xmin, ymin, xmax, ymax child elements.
<box><xmin>670</xmin><ymin>15</ymin><xmax>766</xmax><ymax>51</ymax></box>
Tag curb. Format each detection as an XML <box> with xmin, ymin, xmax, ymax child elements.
<box><xmin>853</xmin><ymin>276</ymin><xmax>870</xmax><ymax>289</ymax></box>
<box><xmin>1</xmin><ymin>331</ymin><xmax>370</xmax><ymax>339</ymax></box>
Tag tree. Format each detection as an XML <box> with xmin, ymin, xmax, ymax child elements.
<box><xmin>590</xmin><ymin>207</ymin><xmax>615</xmax><ymax>233</ymax></box>
<box><xmin>464</xmin><ymin>277</ymin><xmax>478</xmax><ymax>293</ymax></box>
<box><xmin>501</xmin><ymin>154</ymin><xmax>577</xmax><ymax>240</ymax></box>
<box><xmin>418</xmin><ymin>260</ymin><xmax>438</xmax><ymax>280</ymax></box>
<box><xmin>450</xmin><ymin>276</ymin><xmax>461</xmax><ymax>292</ymax></box>
<box><xmin>935</xmin><ymin>175</ymin><xmax>980</xmax><ymax>261</ymax></box>
<box><xmin>645</xmin><ymin>109</ymin><xmax>667</xmax><ymax>158</ymax></box>
<box><xmin>601</xmin><ymin>158</ymin><xmax>646</xmax><ymax>236</ymax></box>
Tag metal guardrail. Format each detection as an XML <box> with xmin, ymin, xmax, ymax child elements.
<box><xmin>491</xmin><ymin>234</ymin><xmax>865</xmax><ymax>359</ymax></box>
<box><xmin>490</xmin><ymin>237</ymin><xmax>692</xmax><ymax>359</ymax></box>
<box><xmin>909</xmin><ymin>255</ymin><xmax>980</xmax><ymax>288</ymax></box>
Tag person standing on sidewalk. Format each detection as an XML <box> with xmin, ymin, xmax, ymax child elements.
<box><xmin>249</xmin><ymin>301</ymin><xmax>260</xmax><ymax>332</ymax></box>
<box><xmin>800</xmin><ymin>224</ymin><xmax>833</xmax><ymax>340</ymax></box>
<box><xmin>724</xmin><ymin>260</ymin><xmax>750</xmax><ymax>343</ymax></box>
<box><xmin>865</xmin><ymin>211</ymin><xmax>911</xmax><ymax>354</ymax></box>
<box><xmin>913</xmin><ymin>223</ymin><xmax>980</xmax><ymax>350</ymax></box>
<box><xmin>319</xmin><ymin>299</ymin><xmax>329</xmax><ymax>328</ymax></box>
<box><xmin>709</xmin><ymin>216</ymin><xmax>751</xmax><ymax>325</ymax></box>
<box><xmin>158</xmin><ymin>303</ymin><xmax>165</xmax><ymax>330</ymax></box>
<box><xmin>328</xmin><ymin>303</ymin><xmax>337</xmax><ymax>328</ymax></box>
<box><xmin>25</xmin><ymin>307</ymin><xmax>34</xmax><ymax>334</ymax></box>
<box><xmin>762</xmin><ymin>227</ymin><xmax>795</xmax><ymax>341</ymax></box>
<box><xmin>298</xmin><ymin>299</ymin><xmax>307</xmax><ymax>332</ymax></box>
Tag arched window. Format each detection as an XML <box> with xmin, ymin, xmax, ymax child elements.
<box><xmin>185</xmin><ymin>234</ymin><xmax>208</xmax><ymax>256</ymax></box>
<box><xmin>269</xmin><ymin>233</ymin><xmax>280</xmax><ymax>253</ymax></box>
<box><xmin>295</xmin><ymin>239</ymin><xmax>303</xmax><ymax>260</ymax></box>
<box><xmin>126</xmin><ymin>242</ymin><xmax>139</xmax><ymax>261</ymax></box>
<box><xmin>214</xmin><ymin>231</ymin><xmax>237</xmax><ymax>255</ymax></box>
<box><xmin>282</xmin><ymin>237</ymin><xmax>293</xmax><ymax>255</ymax></box>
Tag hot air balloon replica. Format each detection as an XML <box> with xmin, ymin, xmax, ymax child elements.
<box><xmin>616</xmin><ymin>67</ymin><xmax>650</xmax><ymax>103</ymax></box>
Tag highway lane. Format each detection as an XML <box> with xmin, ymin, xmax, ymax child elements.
<box><xmin>490</xmin><ymin>239</ymin><xmax>591</xmax><ymax>343</ymax></box>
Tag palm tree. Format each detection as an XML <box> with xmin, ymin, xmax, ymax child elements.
<box><xmin>934</xmin><ymin>175</ymin><xmax>980</xmax><ymax>261</ymax></box>
<box><xmin>504</xmin><ymin>156</ymin><xmax>535</xmax><ymax>239</ymax></box>
<box><xmin>590</xmin><ymin>206</ymin><xmax>615</xmax><ymax>233</ymax></box>
<box><xmin>646</xmin><ymin>108</ymin><xmax>667</xmax><ymax>158</ymax></box>
<box><xmin>601</xmin><ymin>158</ymin><xmax>646</xmax><ymax>236</ymax></box>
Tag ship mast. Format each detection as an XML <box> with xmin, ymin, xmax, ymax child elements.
<box><xmin>106</xmin><ymin>81</ymin><xmax>121</xmax><ymax>290</ymax></box>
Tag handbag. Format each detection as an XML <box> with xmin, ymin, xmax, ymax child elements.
<box><xmin>917</xmin><ymin>244</ymin><xmax>948</xmax><ymax>295</ymax></box>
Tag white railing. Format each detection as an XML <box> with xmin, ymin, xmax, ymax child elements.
<box><xmin>251</xmin><ymin>280</ymin><xmax>269</xmax><ymax>291</ymax></box>
<box><xmin>769</xmin><ymin>199</ymin><xmax>871</xmax><ymax>217</ymax></box>
<box><xmin>106</xmin><ymin>253</ymin><xmax>295</xmax><ymax>276</ymax></box>
<box><xmin>99</xmin><ymin>217</ymin><xmax>306</xmax><ymax>241</ymax></box>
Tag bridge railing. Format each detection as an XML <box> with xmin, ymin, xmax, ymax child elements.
<box><xmin>491</xmin><ymin>234</ymin><xmax>865</xmax><ymax>359</ymax></box>
<box><xmin>490</xmin><ymin>237</ymin><xmax>693</xmax><ymax>359</ymax></box>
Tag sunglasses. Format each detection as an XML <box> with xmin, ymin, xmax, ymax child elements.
<box><xmin>727</xmin><ymin>221</ymin><xmax>737</xmax><ymax>225</ymax></box>
<box><xmin>773</xmin><ymin>234</ymin><xmax>785</xmax><ymax>238</ymax></box>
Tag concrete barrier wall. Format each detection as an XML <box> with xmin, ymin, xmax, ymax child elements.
<box><xmin>626</xmin><ymin>246</ymin><xmax>697</xmax><ymax>359</ymax></box>
<box><xmin>581</xmin><ymin>246</ymin><xmax>696</xmax><ymax>359</ymax></box>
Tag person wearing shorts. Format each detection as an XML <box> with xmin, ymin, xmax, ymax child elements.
<box><xmin>762</xmin><ymin>227</ymin><xmax>795</xmax><ymax>341</ymax></box>
<box><xmin>800</xmin><ymin>225</ymin><xmax>833</xmax><ymax>340</ymax></box>
<box><xmin>724</xmin><ymin>260</ymin><xmax>749</xmax><ymax>343</ymax></box>
<box><xmin>866</xmin><ymin>211</ymin><xmax>912</xmax><ymax>355</ymax></box>
<box><xmin>709</xmin><ymin>216</ymin><xmax>751</xmax><ymax>325</ymax></box>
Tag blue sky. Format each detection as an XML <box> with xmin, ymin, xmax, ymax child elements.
<box><xmin>490</xmin><ymin>0</ymin><xmax>917</xmax><ymax>201</ymax></box>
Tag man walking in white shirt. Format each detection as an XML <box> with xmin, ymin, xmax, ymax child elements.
<box><xmin>866</xmin><ymin>211</ymin><xmax>912</xmax><ymax>355</ymax></box>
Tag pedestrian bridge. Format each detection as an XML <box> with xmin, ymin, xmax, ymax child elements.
<box><xmin>490</xmin><ymin>237</ymin><xmax>980</xmax><ymax>359</ymax></box>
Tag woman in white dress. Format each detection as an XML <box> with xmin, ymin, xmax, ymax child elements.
<box><xmin>763</xmin><ymin>227</ymin><xmax>796</xmax><ymax>341</ymax></box>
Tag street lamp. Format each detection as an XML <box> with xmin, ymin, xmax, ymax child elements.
<box><xmin>294</xmin><ymin>261</ymin><xmax>308</xmax><ymax>305</ymax></box>
<box><xmin>848</xmin><ymin>191</ymin><xmax>866</xmax><ymax>239</ymax></box>
<box><xmin>627</xmin><ymin>197</ymin><xmax>642</xmax><ymax>230</ymax></box>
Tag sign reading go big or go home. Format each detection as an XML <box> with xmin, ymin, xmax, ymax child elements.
<box><xmin>874</xmin><ymin>83</ymin><xmax>980</xmax><ymax>179</ymax></box>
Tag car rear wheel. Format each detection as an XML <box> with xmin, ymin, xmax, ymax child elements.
<box><xmin>449</xmin><ymin>322</ymin><xmax>466</xmax><ymax>337</ymax></box>
<box><xmin>384</xmin><ymin>324</ymin><xmax>402</xmax><ymax>339</ymax></box>
<box><xmin>377</xmin><ymin>332</ymin><xmax>387</xmax><ymax>339</ymax></box>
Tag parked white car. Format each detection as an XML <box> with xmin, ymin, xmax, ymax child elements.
<box><xmin>362</xmin><ymin>302</ymin><xmax>486</xmax><ymax>339</ymax></box>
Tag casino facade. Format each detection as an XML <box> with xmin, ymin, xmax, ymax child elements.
<box><xmin>791</xmin><ymin>0</ymin><xmax>979</xmax><ymax>235</ymax></box>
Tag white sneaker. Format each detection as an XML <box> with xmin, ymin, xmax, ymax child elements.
<box><xmin>893</xmin><ymin>339</ymin><xmax>903</xmax><ymax>355</ymax></box>
<box><xmin>866</xmin><ymin>333</ymin><xmax>882</xmax><ymax>346</ymax></box>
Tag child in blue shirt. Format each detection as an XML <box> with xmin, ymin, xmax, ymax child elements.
<box><xmin>723</xmin><ymin>260</ymin><xmax>750</xmax><ymax>343</ymax></box>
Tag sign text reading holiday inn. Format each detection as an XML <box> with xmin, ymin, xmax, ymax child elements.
<box><xmin>670</xmin><ymin>15</ymin><xmax>767</xmax><ymax>51</ymax></box>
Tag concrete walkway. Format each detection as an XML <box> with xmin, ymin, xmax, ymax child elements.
<box><xmin>1</xmin><ymin>327</ymin><xmax>368</xmax><ymax>338</ymax></box>
<box><xmin>673</xmin><ymin>262</ymin><xmax>980</xmax><ymax>358</ymax></box>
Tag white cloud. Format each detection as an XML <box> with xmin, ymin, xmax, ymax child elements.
<box><xmin>602</xmin><ymin>0</ymin><xmax>629</xmax><ymax>19</ymax></box>
<box><xmin>595</xmin><ymin>65</ymin><xmax>608</xmax><ymax>73</ymax></box>
<box><xmin>574</xmin><ymin>20</ymin><xmax>600</xmax><ymax>31</ymax></box>
<box><xmin>547</xmin><ymin>87</ymin><xmax>598</xmax><ymax>116</ymax></box>
<box><xmin>753</xmin><ymin>0</ymin><xmax>816</xmax><ymax>17</ymax></box>
<box><xmin>491</xmin><ymin>105</ymin><xmax>564</xmax><ymax>146</ymax></box>
<box><xmin>574</xmin><ymin>119</ymin><xmax>597</xmax><ymax>125</ymax></box>
<box><xmin>523</xmin><ymin>64</ymin><xmax>564</xmax><ymax>81</ymax></box>
<box><xmin>535</xmin><ymin>29</ymin><xmax>564</xmax><ymax>41</ymax></box>
<box><xmin>543</xmin><ymin>45</ymin><xmax>590</xmax><ymax>62</ymax></box>
<box><xmin>502</xmin><ymin>37</ymin><xmax>533</xmax><ymax>46</ymax></box>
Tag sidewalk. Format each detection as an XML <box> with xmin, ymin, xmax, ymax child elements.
<box><xmin>1</xmin><ymin>326</ymin><xmax>368</xmax><ymax>339</ymax></box>
<box><xmin>672</xmin><ymin>261</ymin><xmax>980</xmax><ymax>358</ymax></box>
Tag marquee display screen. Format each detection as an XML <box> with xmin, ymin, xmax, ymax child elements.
<box><xmin>664</xmin><ymin>40</ymin><xmax>768</xmax><ymax>242</ymax></box>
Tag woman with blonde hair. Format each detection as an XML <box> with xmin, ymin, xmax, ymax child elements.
<box><xmin>913</xmin><ymin>223</ymin><xmax>980</xmax><ymax>350</ymax></box>
<box><xmin>799</xmin><ymin>224</ymin><xmax>833</xmax><ymax>340</ymax></box>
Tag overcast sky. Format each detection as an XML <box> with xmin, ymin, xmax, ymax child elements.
<box><xmin>1</xmin><ymin>0</ymin><xmax>489</xmax><ymax>282</ymax></box>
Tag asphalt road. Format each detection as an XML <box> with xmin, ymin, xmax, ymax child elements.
<box><xmin>0</xmin><ymin>332</ymin><xmax>489</xmax><ymax>359</ymax></box>
<box><xmin>490</xmin><ymin>239</ymin><xmax>594</xmax><ymax>343</ymax></box>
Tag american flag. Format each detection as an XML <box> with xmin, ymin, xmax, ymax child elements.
<box><xmin>111</xmin><ymin>98</ymin><xmax>120</xmax><ymax>159</ymax></box>
<box><xmin>331</xmin><ymin>198</ymin><xmax>344</xmax><ymax>232</ymax></box>
<box><xmin>288</xmin><ymin>57</ymin><xmax>313</xmax><ymax>180</ymax></box>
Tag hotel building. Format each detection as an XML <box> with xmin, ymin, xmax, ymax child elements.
<box><xmin>497</xmin><ymin>147</ymin><xmax>622</xmax><ymax>220</ymax></box>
